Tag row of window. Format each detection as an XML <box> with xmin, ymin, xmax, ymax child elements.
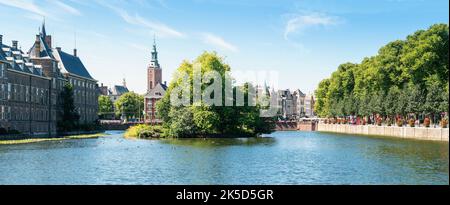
<box><xmin>69</xmin><ymin>78</ymin><xmax>96</xmax><ymax>90</ymax></box>
<box><xmin>0</xmin><ymin>83</ymin><xmax>49</xmax><ymax>105</ymax></box>
<box><xmin>9</xmin><ymin>106</ymin><xmax>50</xmax><ymax>121</ymax></box>
<box><xmin>73</xmin><ymin>90</ymin><xmax>98</xmax><ymax>105</ymax></box>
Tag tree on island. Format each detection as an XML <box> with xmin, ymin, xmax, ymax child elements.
<box><xmin>156</xmin><ymin>52</ymin><xmax>276</xmax><ymax>138</ymax></box>
<box><xmin>314</xmin><ymin>23</ymin><xmax>449</xmax><ymax>126</ymax></box>
<box><xmin>114</xmin><ymin>92</ymin><xmax>144</xmax><ymax>121</ymax></box>
<box><xmin>58</xmin><ymin>83</ymin><xmax>80</xmax><ymax>132</ymax></box>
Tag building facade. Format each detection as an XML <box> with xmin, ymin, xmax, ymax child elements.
<box><xmin>0</xmin><ymin>22</ymin><xmax>98</xmax><ymax>135</ymax></box>
<box><xmin>144</xmin><ymin>39</ymin><xmax>167</xmax><ymax>123</ymax></box>
<box><xmin>276</xmin><ymin>88</ymin><xmax>315</xmax><ymax>120</ymax></box>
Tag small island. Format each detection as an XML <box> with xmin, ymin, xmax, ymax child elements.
<box><xmin>125</xmin><ymin>52</ymin><xmax>276</xmax><ymax>139</ymax></box>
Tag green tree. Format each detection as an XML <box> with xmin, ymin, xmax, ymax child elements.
<box><xmin>156</xmin><ymin>51</ymin><xmax>275</xmax><ymax>138</ymax></box>
<box><xmin>58</xmin><ymin>83</ymin><xmax>80</xmax><ymax>132</ymax></box>
<box><xmin>98</xmin><ymin>95</ymin><xmax>114</xmax><ymax>119</ymax></box>
<box><xmin>313</xmin><ymin>24</ymin><xmax>449</xmax><ymax>122</ymax></box>
<box><xmin>114</xmin><ymin>92</ymin><xmax>144</xmax><ymax>120</ymax></box>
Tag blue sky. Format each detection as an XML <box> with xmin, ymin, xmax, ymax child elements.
<box><xmin>0</xmin><ymin>0</ymin><xmax>448</xmax><ymax>94</ymax></box>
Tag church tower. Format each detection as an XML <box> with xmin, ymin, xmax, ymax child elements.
<box><xmin>147</xmin><ymin>37</ymin><xmax>162</xmax><ymax>92</ymax></box>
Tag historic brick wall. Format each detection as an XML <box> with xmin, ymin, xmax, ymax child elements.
<box><xmin>2</xmin><ymin>69</ymin><xmax>56</xmax><ymax>135</ymax></box>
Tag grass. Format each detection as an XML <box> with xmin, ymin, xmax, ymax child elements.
<box><xmin>0</xmin><ymin>133</ymin><xmax>108</xmax><ymax>145</ymax></box>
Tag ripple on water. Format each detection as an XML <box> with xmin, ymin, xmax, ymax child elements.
<box><xmin>0</xmin><ymin>130</ymin><xmax>448</xmax><ymax>185</ymax></box>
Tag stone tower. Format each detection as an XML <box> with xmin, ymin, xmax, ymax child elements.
<box><xmin>147</xmin><ymin>37</ymin><xmax>162</xmax><ymax>92</ymax></box>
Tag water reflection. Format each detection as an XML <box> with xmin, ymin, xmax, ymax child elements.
<box><xmin>0</xmin><ymin>131</ymin><xmax>448</xmax><ymax>185</ymax></box>
<box><xmin>159</xmin><ymin>137</ymin><xmax>277</xmax><ymax>148</ymax></box>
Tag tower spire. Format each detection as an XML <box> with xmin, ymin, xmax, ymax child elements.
<box><xmin>41</xmin><ymin>17</ymin><xmax>46</xmax><ymax>37</ymax></box>
<box><xmin>151</xmin><ymin>35</ymin><xmax>159</xmax><ymax>67</ymax></box>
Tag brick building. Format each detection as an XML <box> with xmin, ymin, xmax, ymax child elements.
<box><xmin>0</xmin><ymin>22</ymin><xmax>98</xmax><ymax>135</ymax></box>
<box><xmin>144</xmin><ymin>39</ymin><xmax>167</xmax><ymax>123</ymax></box>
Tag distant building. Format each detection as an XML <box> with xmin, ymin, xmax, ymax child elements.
<box><xmin>144</xmin><ymin>39</ymin><xmax>167</xmax><ymax>123</ymax></box>
<box><xmin>98</xmin><ymin>78</ymin><xmax>130</xmax><ymax>103</ymax></box>
<box><xmin>277</xmin><ymin>89</ymin><xmax>294</xmax><ymax>120</ymax></box>
<box><xmin>293</xmin><ymin>89</ymin><xmax>306</xmax><ymax>119</ymax></box>
<box><xmin>98</xmin><ymin>83</ymin><xmax>109</xmax><ymax>96</ymax></box>
<box><xmin>304</xmin><ymin>94</ymin><xmax>315</xmax><ymax>118</ymax></box>
<box><xmin>108</xmin><ymin>79</ymin><xmax>129</xmax><ymax>102</ymax></box>
<box><xmin>276</xmin><ymin>88</ymin><xmax>314</xmax><ymax>120</ymax></box>
<box><xmin>0</xmin><ymin>22</ymin><xmax>98</xmax><ymax>135</ymax></box>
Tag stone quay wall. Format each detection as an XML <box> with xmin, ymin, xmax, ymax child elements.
<box><xmin>317</xmin><ymin>123</ymin><xmax>449</xmax><ymax>141</ymax></box>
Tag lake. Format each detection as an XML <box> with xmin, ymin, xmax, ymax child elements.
<box><xmin>0</xmin><ymin>131</ymin><xmax>448</xmax><ymax>184</ymax></box>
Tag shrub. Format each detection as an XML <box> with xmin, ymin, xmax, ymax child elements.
<box><xmin>124</xmin><ymin>124</ymin><xmax>165</xmax><ymax>138</ymax></box>
<box><xmin>424</xmin><ymin>118</ymin><xmax>431</xmax><ymax>127</ymax></box>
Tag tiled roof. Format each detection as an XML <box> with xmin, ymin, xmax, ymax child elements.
<box><xmin>111</xmin><ymin>85</ymin><xmax>129</xmax><ymax>95</ymax></box>
<box><xmin>54</xmin><ymin>48</ymin><xmax>94</xmax><ymax>79</ymax></box>
<box><xmin>159</xmin><ymin>82</ymin><xmax>168</xmax><ymax>90</ymax></box>
<box><xmin>1</xmin><ymin>43</ymin><xmax>44</xmax><ymax>76</ymax></box>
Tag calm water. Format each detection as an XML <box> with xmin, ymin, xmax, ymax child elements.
<box><xmin>0</xmin><ymin>131</ymin><xmax>448</xmax><ymax>185</ymax></box>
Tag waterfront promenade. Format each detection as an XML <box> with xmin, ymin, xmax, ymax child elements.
<box><xmin>318</xmin><ymin>123</ymin><xmax>449</xmax><ymax>141</ymax></box>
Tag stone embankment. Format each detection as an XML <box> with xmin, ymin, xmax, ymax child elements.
<box><xmin>318</xmin><ymin>123</ymin><xmax>449</xmax><ymax>141</ymax></box>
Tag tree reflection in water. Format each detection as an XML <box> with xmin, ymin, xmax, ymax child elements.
<box><xmin>159</xmin><ymin>137</ymin><xmax>276</xmax><ymax>148</ymax></box>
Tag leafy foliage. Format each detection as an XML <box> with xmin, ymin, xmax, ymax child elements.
<box><xmin>114</xmin><ymin>92</ymin><xmax>144</xmax><ymax>120</ymax></box>
<box><xmin>314</xmin><ymin>24</ymin><xmax>449</xmax><ymax>122</ymax></box>
<box><xmin>58</xmin><ymin>83</ymin><xmax>80</xmax><ymax>132</ymax></box>
<box><xmin>156</xmin><ymin>52</ymin><xmax>276</xmax><ymax>138</ymax></box>
<box><xmin>98</xmin><ymin>95</ymin><xmax>114</xmax><ymax>119</ymax></box>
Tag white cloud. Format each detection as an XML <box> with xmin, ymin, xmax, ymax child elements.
<box><xmin>284</xmin><ymin>13</ymin><xmax>341</xmax><ymax>39</ymax></box>
<box><xmin>53</xmin><ymin>0</ymin><xmax>82</xmax><ymax>16</ymax></box>
<box><xmin>0</xmin><ymin>0</ymin><xmax>47</xmax><ymax>16</ymax></box>
<box><xmin>99</xmin><ymin>1</ymin><xmax>184</xmax><ymax>38</ymax></box>
<box><xmin>202</xmin><ymin>33</ymin><xmax>238</xmax><ymax>52</ymax></box>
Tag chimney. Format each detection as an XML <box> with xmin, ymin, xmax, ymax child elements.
<box><xmin>73</xmin><ymin>48</ymin><xmax>77</xmax><ymax>57</ymax></box>
<box><xmin>45</xmin><ymin>35</ymin><xmax>52</xmax><ymax>48</ymax></box>
<box><xmin>164</xmin><ymin>81</ymin><xmax>167</xmax><ymax>86</ymax></box>
<box><xmin>12</xmin><ymin>40</ymin><xmax>18</xmax><ymax>49</ymax></box>
<box><xmin>56</xmin><ymin>47</ymin><xmax>61</xmax><ymax>52</ymax></box>
<box><xmin>0</xmin><ymin>35</ymin><xmax>3</xmax><ymax>45</ymax></box>
<box><xmin>35</xmin><ymin>35</ymin><xmax>41</xmax><ymax>55</ymax></box>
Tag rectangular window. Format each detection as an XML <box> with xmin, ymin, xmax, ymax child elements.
<box><xmin>0</xmin><ymin>63</ymin><xmax>4</xmax><ymax>77</ymax></box>
<box><xmin>7</xmin><ymin>83</ymin><xmax>11</xmax><ymax>100</ymax></box>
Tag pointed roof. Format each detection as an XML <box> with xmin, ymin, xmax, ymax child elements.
<box><xmin>145</xmin><ymin>82</ymin><xmax>167</xmax><ymax>98</ymax></box>
<box><xmin>41</xmin><ymin>19</ymin><xmax>47</xmax><ymax>37</ymax></box>
<box><xmin>149</xmin><ymin>36</ymin><xmax>160</xmax><ymax>68</ymax></box>
<box><xmin>111</xmin><ymin>85</ymin><xmax>129</xmax><ymax>96</ymax></box>
<box><xmin>53</xmin><ymin>48</ymin><xmax>94</xmax><ymax>80</ymax></box>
